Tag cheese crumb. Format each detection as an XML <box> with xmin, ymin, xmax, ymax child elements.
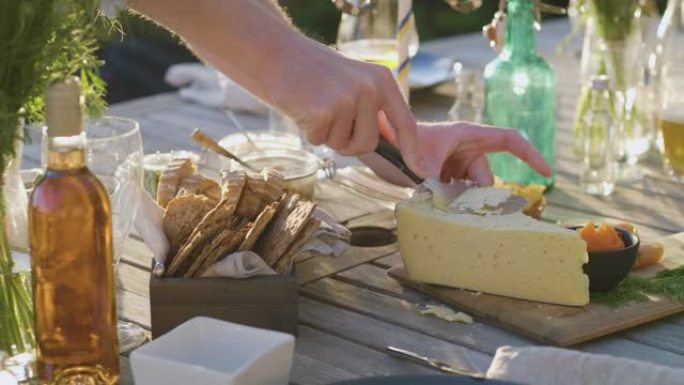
<box><xmin>449</xmin><ymin>187</ymin><xmax>512</xmax><ymax>212</ymax></box>
<box><xmin>420</xmin><ymin>305</ymin><xmax>473</xmax><ymax>324</ymax></box>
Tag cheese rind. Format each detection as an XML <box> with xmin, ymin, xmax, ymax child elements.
<box><xmin>396</xmin><ymin>194</ymin><xmax>589</xmax><ymax>306</ymax></box>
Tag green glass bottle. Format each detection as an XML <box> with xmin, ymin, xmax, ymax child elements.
<box><xmin>484</xmin><ymin>0</ymin><xmax>557</xmax><ymax>187</ymax></box>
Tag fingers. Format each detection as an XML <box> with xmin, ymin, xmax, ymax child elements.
<box><xmin>466</xmin><ymin>155</ymin><xmax>495</xmax><ymax>185</ymax></box>
<box><xmin>499</xmin><ymin>130</ymin><xmax>552</xmax><ymax>177</ymax></box>
<box><xmin>301</xmin><ymin>111</ymin><xmax>331</xmax><ymax>146</ymax></box>
<box><xmin>470</xmin><ymin>123</ymin><xmax>552</xmax><ymax>177</ymax></box>
<box><xmin>376</xmin><ymin>69</ymin><xmax>427</xmax><ymax>177</ymax></box>
<box><xmin>327</xmin><ymin>109</ymin><xmax>354</xmax><ymax>152</ymax></box>
<box><xmin>339</xmin><ymin>96</ymin><xmax>379</xmax><ymax>155</ymax></box>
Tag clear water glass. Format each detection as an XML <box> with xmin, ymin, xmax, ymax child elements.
<box><xmin>42</xmin><ymin>116</ymin><xmax>148</xmax><ymax>352</ymax></box>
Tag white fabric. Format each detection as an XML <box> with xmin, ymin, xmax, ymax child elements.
<box><xmin>100</xmin><ymin>0</ymin><xmax>126</xmax><ymax>17</ymax></box>
<box><xmin>486</xmin><ymin>346</ymin><xmax>684</xmax><ymax>385</ymax></box>
<box><xmin>165</xmin><ymin>63</ymin><xmax>269</xmax><ymax>115</ymax></box>
<box><xmin>134</xmin><ymin>189</ymin><xmax>350</xmax><ymax>278</ymax></box>
<box><xmin>134</xmin><ymin>191</ymin><xmax>169</xmax><ymax>264</ymax></box>
<box><xmin>201</xmin><ymin>251</ymin><xmax>276</xmax><ymax>278</ymax></box>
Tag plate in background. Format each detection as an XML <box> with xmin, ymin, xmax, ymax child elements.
<box><xmin>410</xmin><ymin>51</ymin><xmax>455</xmax><ymax>90</ymax></box>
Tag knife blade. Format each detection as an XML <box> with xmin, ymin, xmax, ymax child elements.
<box><xmin>386</xmin><ymin>346</ymin><xmax>486</xmax><ymax>379</ymax></box>
<box><xmin>373</xmin><ymin>137</ymin><xmax>527</xmax><ymax>214</ymax></box>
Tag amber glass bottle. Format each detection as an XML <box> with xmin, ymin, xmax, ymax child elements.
<box><xmin>29</xmin><ymin>77</ymin><xmax>119</xmax><ymax>384</ymax></box>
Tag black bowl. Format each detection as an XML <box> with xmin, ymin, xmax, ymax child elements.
<box><xmin>569</xmin><ymin>226</ymin><xmax>640</xmax><ymax>292</ymax></box>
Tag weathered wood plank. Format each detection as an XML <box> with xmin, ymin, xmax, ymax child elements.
<box><xmin>296</xmin><ymin>326</ymin><xmax>439</xmax><ymax>377</ymax></box>
<box><xmin>119</xmin><ymin>237</ymin><xmax>154</xmax><ymax>271</ymax></box>
<box><xmin>622</xmin><ymin>321</ymin><xmax>684</xmax><ymax>356</ymax></box>
<box><xmin>116</xmin><ymin>288</ymin><xmax>151</xmax><ymax>329</ymax></box>
<box><xmin>116</xmin><ymin>262</ymin><xmax>151</xmax><ymax>298</ymax></box>
<box><xmin>579</xmin><ymin>337</ymin><xmax>684</xmax><ymax>369</ymax></box>
<box><xmin>291</xmin><ymin>354</ymin><xmax>359</xmax><ymax>385</ymax></box>
<box><xmin>344</xmin><ymin>209</ymin><xmax>396</xmax><ymax>229</ymax></box>
<box><xmin>296</xmin><ymin>244</ymin><xmax>398</xmax><ymax>285</ymax></box>
<box><xmin>298</xmin><ymin>297</ymin><xmax>493</xmax><ymax>374</ymax></box>
<box><xmin>301</xmin><ymin>277</ymin><xmax>535</xmax><ymax>354</ymax></box>
<box><xmin>119</xmin><ymin>356</ymin><xmax>133</xmax><ymax>385</ymax></box>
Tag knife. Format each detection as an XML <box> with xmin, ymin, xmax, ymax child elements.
<box><xmin>373</xmin><ymin>137</ymin><xmax>526</xmax><ymax>214</ymax></box>
<box><xmin>386</xmin><ymin>346</ymin><xmax>486</xmax><ymax>379</ymax></box>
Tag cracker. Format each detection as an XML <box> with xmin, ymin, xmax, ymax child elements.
<box><xmin>176</xmin><ymin>174</ymin><xmax>222</xmax><ymax>204</ymax></box>
<box><xmin>274</xmin><ymin>217</ymin><xmax>320</xmax><ymax>274</ymax></box>
<box><xmin>183</xmin><ymin>218</ymin><xmax>246</xmax><ymax>277</ymax></box>
<box><xmin>194</xmin><ymin>225</ymin><xmax>248</xmax><ymax>278</ymax></box>
<box><xmin>235</xmin><ymin>171</ymin><xmax>285</xmax><ymax>221</ymax></box>
<box><xmin>164</xmin><ymin>200</ymin><xmax>234</xmax><ymax>277</ymax></box>
<box><xmin>257</xmin><ymin>197</ymin><xmax>316</xmax><ymax>267</ymax></box>
<box><xmin>222</xmin><ymin>170</ymin><xmax>247</xmax><ymax>211</ymax></box>
<box><xmin>163</xmin><ymin>194</ymin><xmax>214</xmax><ymax>254</ymax></box>
<box><xmin>238</xmin><ymin>199</ymin><xmax>279</xmax><ymax>252</ymax></box>
<box><xmin>157</xmin><ymin>157</ymin><xmax>196</xmax><ymax>208</ymax></box>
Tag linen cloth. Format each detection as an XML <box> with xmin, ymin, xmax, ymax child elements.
<box><xmin>486</xmin><ymin>346</ymin><xmax>684</xmax><ymax>385</ymax></box>
<box><xmin>165</xmin><ymin>63</ymin><xmax>270</xmax><ymax>115</ymax></box>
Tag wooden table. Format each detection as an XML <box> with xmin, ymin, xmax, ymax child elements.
<box><xmin>27</xmin><ymin>19</ymin><xmax>684</xmax><ymax>384</ymax></box>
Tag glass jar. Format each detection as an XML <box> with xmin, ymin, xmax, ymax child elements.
<box><xmin>231</xmin><ymin>149</ymin><xmax>322</xmax><ymax>199</ymax></box>
<box><xmin>484</xmin><ymin>0</ymin><xmax>557</xmax><ymax>187</ymax></box>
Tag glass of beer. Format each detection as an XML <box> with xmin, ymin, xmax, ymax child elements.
<box><xmin>336</xmin><ymin>0</ymin><xmax>419</xmax><ymax>71</ymax></box>
<box><xmin>659</xmin><ymin>56</ymin><xmax>684</xmax><ymax>182</ymax></box>
<box><xmin>660</xmin><ymin>105</ymin><xmax>684</xmax><ymax>182</ymax></box>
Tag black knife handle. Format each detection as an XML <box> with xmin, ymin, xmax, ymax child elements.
<box><xmin>374</xmin><ymin>136</ymin><xmax>424</xmax><ymax>185</ymax></box>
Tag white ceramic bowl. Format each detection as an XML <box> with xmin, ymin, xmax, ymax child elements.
<box><xmin>130</xmin><ymin>317</ymin><xmax>295</xmax><ymax>385</ymax></box>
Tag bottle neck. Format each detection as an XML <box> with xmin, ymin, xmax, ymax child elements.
<box><xmin>46</xmin><ymin>134</ymin><xmax>86</xmax><ymax>171</ymax></box>
<box><xmin>504</xmin><ymin>0</ymin><xmax>537</xmax><ymax>57</ymax></box>
<box><xmin>589</xmin><ymin>88</ymin><xmax>610</xmax><ymax>112</ymax></box>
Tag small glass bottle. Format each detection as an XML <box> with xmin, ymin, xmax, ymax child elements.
<box><xmin>484</xmin><ymin>0</ymin><xmax>557</xmax><ymax>187</ymax></box>
<box><xmin>29</xmin><ymin>77</ymin><xmax>119</xmax><ymax>384</ymax></box>
<box><xmin>580</xmin><ymin>75</ymin><xmax>616</xmax><ymax>196</ymax></box>
<box><xmin>448</xmin><ymin>63</ymin><xmax>483</xmax><ymax>123</ymax></box>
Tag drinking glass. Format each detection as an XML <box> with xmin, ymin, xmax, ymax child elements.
<box><xmin>42</xmin><ymin>116</ymin><xmax>147</xmax><ymax>352</ymax></box>
<box><xmin>336</xmin><ymin>0</ymin><xmax>419</xmax><ymax>70</ymax></box>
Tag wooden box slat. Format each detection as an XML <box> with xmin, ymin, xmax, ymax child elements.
<box><xmin>150</xmin><ymin>270</ymin><xmax>298</xmax><ymax>338</ymax></box>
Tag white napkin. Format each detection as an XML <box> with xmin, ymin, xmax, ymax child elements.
<box><xmin>486</xmin><ymin>346</ymin><xmax>684</xmax><ymax>385</ymax></box>
<box><xmin>165</xmin><ymin>63</ymin><xmax>269</xmax><ymax>115</ymax></box>
<box><xmin>134</xmin><ymin>189</ymin><xmax>350</xmax><ymax>277</ymax></box>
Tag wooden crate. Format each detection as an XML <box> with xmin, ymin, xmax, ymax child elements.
<box><xmin>149</xmin><ymin>268</ymin><xmax>298</xmax><ymax>338</ymax></box>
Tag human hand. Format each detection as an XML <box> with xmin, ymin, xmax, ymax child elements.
<box><xmin>417</xmin><ymin>121</ymin><xmax>552</xmax><ymax>184</ymax></box>
<box><xmin>264</xmin><ymin>40</ymin><xmax>428</xmax><ymax>176</ymax></box>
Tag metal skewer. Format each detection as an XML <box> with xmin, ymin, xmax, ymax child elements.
<box><xmin>191</xmin><ymin>128</ymin><xmax>258</xmax><ymax>172</ymax></box>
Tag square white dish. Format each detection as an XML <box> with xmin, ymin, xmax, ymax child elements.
<box><xmin>130</xmin><ymin>317</ymin><xmax>295</xmax><ymax>385</ymax></box>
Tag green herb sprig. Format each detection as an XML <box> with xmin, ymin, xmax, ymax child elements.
<box><xmin>592</xmin><ymin>265</ymin><xmax>684</xmax><ymax>307</ymax></box>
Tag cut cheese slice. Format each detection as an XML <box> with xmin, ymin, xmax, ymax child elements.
<box><xmin>396</xmin><ymin>194</ymin><xmax>589</xmax><ymax>306</ymax></box>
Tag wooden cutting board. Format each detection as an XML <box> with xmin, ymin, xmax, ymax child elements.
<box><xmin>388</xmin><ymin>232</ymin><xmax>684</xmax><ymax>347</ymax></box>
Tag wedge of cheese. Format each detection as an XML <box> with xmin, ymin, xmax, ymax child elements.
<box><xmin>396</xmin><ymin>194</ymin><xmax>589</xmax><ymax>306</ymax></box>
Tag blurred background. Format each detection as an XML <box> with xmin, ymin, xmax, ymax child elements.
<box><xmin>100</xmin><ymin>0</ymin><xmax>665</xmax><ymax>104</ymax></box>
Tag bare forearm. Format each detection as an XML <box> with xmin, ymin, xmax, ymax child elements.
<box><xmin>128</xmin><ymin>0</ymin><xmax>313</xmax><ymax>106</ymax></box>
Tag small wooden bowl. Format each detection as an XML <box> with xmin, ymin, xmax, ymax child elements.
<box><xmin>569</xmin><ymin>226</ymin><xmax>640</xmax><ymax>293</ymax></box>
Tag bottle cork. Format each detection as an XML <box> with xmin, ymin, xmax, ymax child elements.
<box><xmin>45</xmin><ymin>76</ymin><xmax>84</xmax><ymax>137</ymax></box>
